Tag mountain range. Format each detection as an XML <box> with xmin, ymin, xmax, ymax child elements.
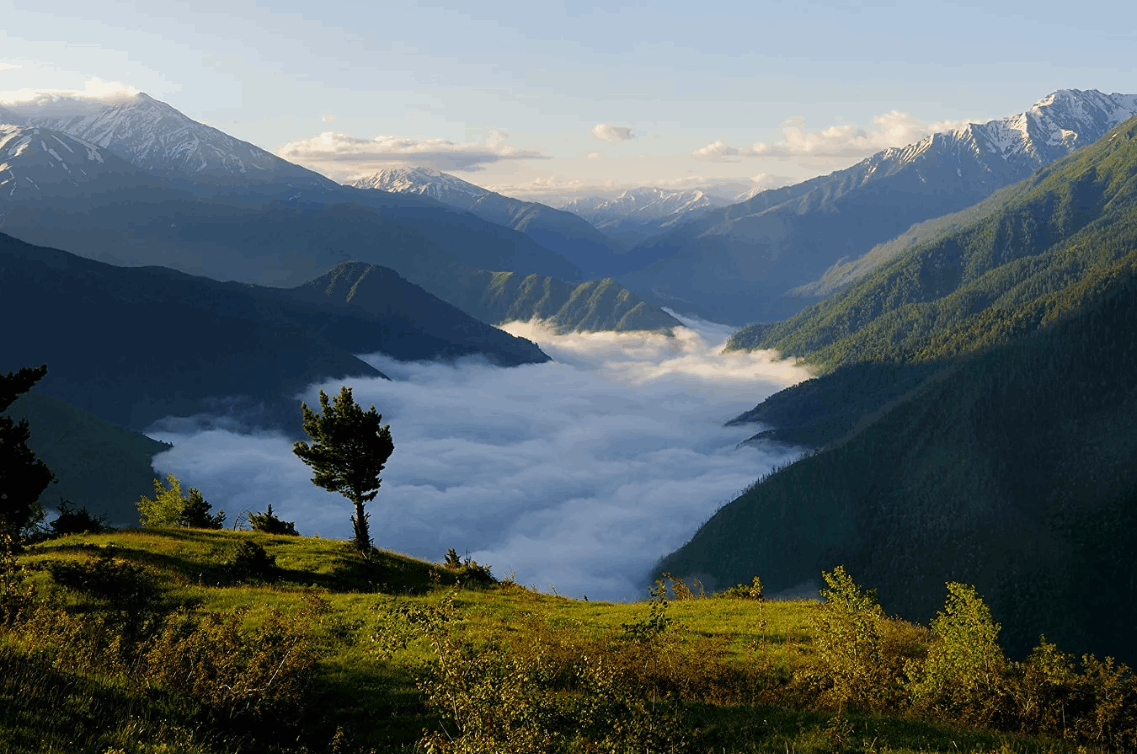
<box><xmin>618</xmin><ymin>89</ymin><xmax>1137</xmax><ymax>325</ymax></box>
<box><xmin>658</xmin><ymin>114</ymin><xmax>1137</xmax><ymax>662</ymax></box>
<box><xmin>350</xmin><ymin>166</ymin><xmax>626</xmax><ymax>278</ymax></box>
<box><xmin>0</xmin><ymin>96</ymin><xmax>683</xmax><ymax>335</ymax></box>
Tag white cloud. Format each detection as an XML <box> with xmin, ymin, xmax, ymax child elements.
<box><xmin>591</xmin><ymin>123</ymin><xmax>635</xmax><ymax>144</ymax></box>
<box><xmin>320</xmin><ymin>113</ymin><xmax>336</xmax><ymax>123</ymax></box>
<box><xmin>0</xmin><ymin>63</ymin><xmax>21</xmax><ymax>71</ymax></box>
<box><xmin>277</xmin><ymin>129</ymin><xmax>548</xmax><ymax>178</ymax></box>
<box><xmin>691</xmin><ymin>139</ymin><xmax>743</xmax><ymax>162</ymax></box>
<box><xmin>693</xmin><ymin>110</ymin><xmax>976</xmax><ymax>164</ymax></box>
<box><xmin>147</xmin><ymin>314</ymin><xmax>811</xmax><ymax>601</ymax></box>
<box><xmin>587</xmin><ymin>151</ymin><xmax>602</xmax><ymax>160</ymax></box>
<box><xmin>0</xmin><ymin>77</ymin><xmax>140</xmax><ymax>106</ymax></box>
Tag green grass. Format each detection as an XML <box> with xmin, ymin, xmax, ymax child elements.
<box><xmin>4</xmin><ymin>529</ymin><xmax>1087</xmax><ymax>753</ymax></box>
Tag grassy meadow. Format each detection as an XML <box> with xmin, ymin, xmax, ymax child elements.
<box><xmin>3</xmin><ymin>528</ymin><xmax>1128</xmax><ymax>753</ymax></box>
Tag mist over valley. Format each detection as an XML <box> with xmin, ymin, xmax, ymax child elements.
<box><xmin>145</xmin><ymin>314</ymin><xmax>811</xmax><ymax>601</ymax></box>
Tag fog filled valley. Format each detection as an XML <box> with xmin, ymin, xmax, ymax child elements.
<box><xmin>6</xmin><ymin>24</ymin><xmax>1137</xmax><ymax>749</ymax></box>
<box><xmin>146</xmin><ymin>314</ymin><xmax>811</xmax><ymax>602</ymax></box>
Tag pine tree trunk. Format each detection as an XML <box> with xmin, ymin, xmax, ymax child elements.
<box><xmin>350</xmin><ymin>497</ymin><xmax>371</xmax><ymax>553</ymax></box>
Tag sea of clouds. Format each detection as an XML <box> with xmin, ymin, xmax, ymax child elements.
<box><xmin>147</xmin><ymin>313</ymin><xmax>812</xmax><ymax>602</ymax></box>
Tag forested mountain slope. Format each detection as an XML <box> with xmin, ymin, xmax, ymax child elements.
<box><xmin>0</xmin><ymin>233</ymin><xmax>548</xmax><ymax>430</ymax></box>
<box><xmin>742</xmin><ymin>116</ymin><xmax>1137</xmax><ymax>367</ymax></box>
<box><xmin>662</xmin><ymin>258</ymin><xmax>1137</xmax><ymax>660</ymax></box>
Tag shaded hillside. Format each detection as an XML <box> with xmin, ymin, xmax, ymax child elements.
<box><xmin>662</xmin><ymin>260</ymin><xmax>1137</xmax><ymax>661</ymax></box>
<box><xmin>620</xmin><ymin>90</ymin><xmax>1137</xmax><ymax>325</ymax></box>
<box><xmin>0</xmin><ymin>233</ymin><xmax>548</xmax><ymax>431</ymax></box>
<box><xmin>4</xmin><ymin>392</ymin><xmax>169</xmax><ymax>525</ymax></box>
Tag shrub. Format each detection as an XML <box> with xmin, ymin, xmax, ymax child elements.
<box><xmin>137</xmin><ymin>473</ymin><xmax>224</xmax><ymax>529</ymax></box>
<box><xmin>226</xmin><ymin>541</ymin><xmax>280</xmax><ymax>582</ymax></box>
<box><xmin>442</xmin><ymin>547</ymin><xmax>495</xmax><ymax>587</ymax></box>
<box><xmin>143</xmin><ymin>606</ymin><xmax>318</xmax><ymax>719</ymax></box>
<box><xmin>247</xmin><ymin>504</ymin><xmax>298</xmax><ymax>536</ymax></box>
<box><xmin>0</xmin><ymin>533</ymin><xmax>34</xmax><ymax>625</ymax></box>
<box><xmin>809</xmin><ymin>566</ymin><xmax>895</xmax><ymax>713</ymax></box>
<box><xmin>49</xmin><ymin>500</ymin><xmax>110</xmax><ymax>536</ymax></box>
<box><xmin>719</xmin><ymin>576</ymin><xmax>765</xmax><ymax>600</ymax></box>
<box><xmin>907</xmin><ymin>581</ymin><xmax>1008</xmax><ymax>725</ymax></box>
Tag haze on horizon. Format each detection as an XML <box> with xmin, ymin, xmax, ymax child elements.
<box><xmin>2</xmin><ymin>0</ymin><xmax>1134</xmax><ymax>205</ymax></box>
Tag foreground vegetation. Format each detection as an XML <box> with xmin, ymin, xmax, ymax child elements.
<box><xmin>2</xmin><ymin>529</ymin><xmax>1134</xmax><ymax>753</ymax></box>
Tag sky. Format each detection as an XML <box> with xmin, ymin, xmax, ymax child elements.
<box><xmin>146</xmin><ymin>314</ymin><xmax>812</xmax><ymax>602</ymax></box>
<box><xmin>1</xmin><ymin>0</ymin><xmax>1135</xmax><ymax>204</ymax></box>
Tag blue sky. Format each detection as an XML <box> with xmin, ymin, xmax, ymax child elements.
<box><xmin>2</xmin><ymin>0</ymin><xmax>1134</xmax><ymax>202</ymax></box>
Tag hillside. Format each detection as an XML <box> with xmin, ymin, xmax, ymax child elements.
<box><xmin>619</xmin><ymin>89</ymin><xmax>1137</xmax><ymax>325</ymax></box>
<box><xmin>3</xmin><ymin>392</ymin><xmax>168</xmax><ymax>526</ymax></box>
<box><xmin>0</xmin><ymin>232</ymin><xmax>549</xmax><ymax>431</ymax></box>
<box><xmin>661</xmin><ymin>214</ymin><xmax>1137</xmax><ymax>662</ymax></box>
<box><xmin>5</xmin><ymin>528</ymin><xmax>1130</xmax><ymax>753</ymax></box>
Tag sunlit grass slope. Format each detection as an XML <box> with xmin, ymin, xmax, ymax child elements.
<box><xmin>1</xmin><ymin>529</ymin><xmax>1104</xmax><ymax>753</ymax></box>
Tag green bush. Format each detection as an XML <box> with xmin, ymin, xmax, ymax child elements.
<box><xmin>718</xmin><ymin>576</ymin><xmax>765</xmax><ymax>600</ymax></box>
<box><xmin>137</xmin><ymin>473</ymin><xmax>224</xmax><ymax>529</ymax></box>
<box><xmin>907</xmin><ymin>582</ymin><xmax>1008</xmax><ymax>725</ymax></box>
<box><xmin>226</xmin><ymin>540</ymin><xmax>280</xmax><ymax>582</ymax></box>
<box><xmin>247</xmin><ymin>504</ymin><xmax>298</xmax><ymax>536</ymax></box>
<box><xmin>808</xmin><ymin>566</ymin><xmax>896</xmax><ymax>713</ymax></box>
<box><xmin>49</xmin><ymin>500</ymin><xmax>110</xmax><ymax>536</ymax></box>
<box><xmin>143</xmin><ymin>606</ymin><xmax>318</xmax><ymax>719</ymax></box>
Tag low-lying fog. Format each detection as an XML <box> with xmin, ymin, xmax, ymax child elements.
<box><xmin>148</xmin><ymin>313</ymin><xmax>812</xmax><ymax>601</ymax></box>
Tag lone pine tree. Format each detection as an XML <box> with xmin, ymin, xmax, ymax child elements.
<box><xmin>293</xmin><ymin>386</ymin><xmax>394</xmax><ymax>552</ymax></box>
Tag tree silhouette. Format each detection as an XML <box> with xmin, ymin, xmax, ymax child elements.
<box><xmin>0</xmin><ymin>365</ymin><xmax>55</xmax><ymax>537</ymax></box>
<box><xmin>292</xmin><ymin>386</ymin><xmax>394</xmax><ymax>552</ymax></box>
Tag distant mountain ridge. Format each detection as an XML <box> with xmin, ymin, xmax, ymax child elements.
<box><xmin>619</xmin><ymin>88</ymin><xmax>1137</xmax><ymax>324</ymax></box>
<box><xmin>561</xmin><ymin>187</ymin><xmax>733</xmax><ymax>222</ymax></box>
<box><xmin>351</xmin><ymin>166</ymin><xmax>626</xmax><ymax>278</ymax></box>
<box><xmin>0</xmin><ymin>91</ymin><xmax>335</xmax><ymax>191</ymax></box>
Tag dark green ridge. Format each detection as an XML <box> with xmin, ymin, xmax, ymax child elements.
<box><xmin>3</xmin><ymin>392</ymin><xmax>168</xmax><ymax>526</ymax></box>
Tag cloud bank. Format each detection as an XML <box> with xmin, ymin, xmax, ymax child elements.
<box><xmin>277</xmin><ymin>129</ymin><xmax>547</xmax><ymax>178</ymax></box>
<box><xmin>148</xmin><ymin>315</ymin><xmax>810</xmax><ymax>601</ymax></box>
<box><xmin>489</xmin><ymin>172</ymin><xmax>792</xmax><ymax>206</ymax></box>
<box><xmin>693</xmin><ymin>110</ymin><xmax>975</xmax><ymax>164</ymax></box>
<box><xmin>591</xmin><ymin>123</ymin><xmax>635</xmax><ymax>144</ymax></box>
<box><xmin>0</xmin><ymin>77</ymin><xmax>141</xmax><ymax>107</ymax></box>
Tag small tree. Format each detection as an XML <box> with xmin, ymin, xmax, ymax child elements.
<box><xmin>292</xmin><ymin>386</ymin><xmax>394</xmax><ymax>552</ymax></box>
<box><xmin>0</xmin><ymin>364</ymin><xmax>55</xmax><ymax>538</ymax></box>
<box><xmin>137</xmin><ymin>473</ymin><xmax>224</xmax><ymax>529</ymax></box>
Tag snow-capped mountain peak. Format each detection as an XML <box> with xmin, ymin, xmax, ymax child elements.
<box><xmin>350</xmin><ymin>166</ymin><xmax>491</xmax><ymax>202</ymax></box>
<box><xmin>561</xmin><ymin>187</ymin><xmax>732</xmax><ymax>222</ymax></box>
<box><xmin>0</xmin><ymin>90</ymin><xmax>334</xmax><ymax>190</ymax></box>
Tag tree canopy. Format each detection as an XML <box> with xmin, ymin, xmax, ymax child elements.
<box><xmin>293</xmin><ymin>386</ymin><xmax>394</xmax><ymax>552</ymax></box>
<box><xmin>0</xmin><ymin>365</ymin><xmax>54</xmax><ymax>537</ymax></box>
